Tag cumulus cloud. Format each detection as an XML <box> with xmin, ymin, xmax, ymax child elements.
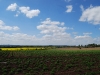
<box><xmin>0</xmin><ymin>32</ymin><xmax>37</xmax><ymax>45</ymax></box>
<box><xmin>0</xmin><ymin>31</ymin><xmax>99</xmax><ymax>45</ymax></box>
<box><xmin>37</xmin><ymin>18</ymin><xmax>69</xmax><ymax>34</ymax></box>
<box><xmin>6</xmin><ymin>3</ymin><xmax>40</xmax><ymax>18</ymax></box>
<box><xmin>0</xmin><ymin>18</ymin><xmax>99</xmax><ymax>45</ymax></box>
<box><xmin>19</xmin><ymin>6</ymin><xmax>40</xmax><ymax>18</ymax></box>
<box><xmin>36</xmin><ymin>18</ymin><xmax>74</xmax><ymax>45</ymax></box>
<box><xmin>94</xmin><ymin>37</ymin><xmax>100</xmax><ymax>44</ymax></box>
<box><xmin>66</xmin><ymin>5</ymin><xmax>73</xmax><ymax>13</ymax></box>
<box><xmin>0</xmin><ymin>20</ymin><xmax>19</xmax><ymax>31</ymax></box>
<box><xmin>6</xmin><ymin>3</ymin><xmax>18</xmax><ymax>11</ymax></box>
<box><xmin>74</xmin><ymin>35</ymin><xmax>94</xmax><ymax>45</ymax></box>
<box><xmin>37</xmin><ymin>18</ymin><xmax>96</xmax><ymax>45</ymax></box>
<box><xmin>79</xmin><ymin>5</ymin><xmax>100</xmax><ymax>25</ymax></box>
<box><xmin>0</xmin><ymin>31</ymin><xmax>72</xmax><ymax>45</ymax></box>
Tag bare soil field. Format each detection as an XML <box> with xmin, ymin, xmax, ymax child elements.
<box><xmin>1</xmin><ymin>49</ymin><xmax>100</xmax><ymax>75</ymax></box>
<box><xmin>57</xmin><ymin>47</ymin><xmax>100</xmax><ymax>51</ymax></box>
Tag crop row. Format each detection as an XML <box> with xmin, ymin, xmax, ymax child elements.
<box><xmin>0</xmin><ymin>50</ymin><xmax>100</xmax><ymax>75</ymax></box>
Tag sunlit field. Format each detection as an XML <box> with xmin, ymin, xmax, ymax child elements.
<box><xmin>1</xmin><ymin>47</ymin><xmax>45</xmax><ymax>51</ymax></box>
<box><xmin>0</xmin><ymin>48</ymin><xmax>100</xmax><ymax>75</ymax></box>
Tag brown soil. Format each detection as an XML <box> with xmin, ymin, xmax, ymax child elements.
<box><xmin>0</xmin><ymin>49</ymin><xmax>100</xmax><ymax>75</ymax></box>
<box><xmin>57</xmin><ymin>47</ymin><xmax>100</xmax><ymax>50</ymax></box>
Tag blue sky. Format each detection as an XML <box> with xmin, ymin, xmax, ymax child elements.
<box><xmin>0</xmin><ymin>0</ymin><xmax>100</xmax><ymax>45</ymax></box>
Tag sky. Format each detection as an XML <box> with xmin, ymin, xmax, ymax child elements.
<box><xmin>0</xmin><ymin>0</ymin><xmax>100</xmax><ymax>45</ymax></box>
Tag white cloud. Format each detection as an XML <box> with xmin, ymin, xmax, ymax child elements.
<box><xmin>72</xmin><ymin>32</ymin><xmax>78</xmax><ymax>36</ymax></box>
<box><xmin>0</xmin><ymin>20</ymin><xmax>19</xmax><ymax>31</ymax></box>
<box><xmin>36</xmin><ymin>18</ymin><xmax>74</xmax><ymax>45</ymax></box>
<box><xmin>0</xmin><ymin>31</ymin><xmax>100</xmax><ymax>45</ymax></box>
<box><xmin>65</xmin><ymin>0</ymin><xmax>71</xmax><ymax>2</ymax></box>
<box><xmin>15</xmin><ymin>11</ymin><xmax>20</xmax><ymax>17</ymax></box>
<box><xmin>80</xmin><ymin>5</ymin><xmax>84</xmax><ymax>12</ymax></box>
<box><xmin>36</xmin><ymin>18</ymin><xmax>99</xmax><ymax>45</ymax></box>
<box><xmin>73</xmin><ymin>32</ymin><xmax>78</xmax><ymax>35</ymax></box>
<box><xmin>0</xmin><ymin>18</ymin><xmax>99</xmax><ymax>45</ymax></box>
<box><xmin>19</xmin><ymin>6</ymin><xmax>40</xmax><ymax>18</ymax></box>
<box><xmin>6</xmin><ymin>3</ymin><xmax>40</xmax><ymax>18</ymax></box>
<box><xmin>6</xmin><ymin>3</ymin><xmax>18</xmax><ymax>11</ymax></box>
<box><xmin>0</xmin><ymin>32</ymin><xmax>37</xmax><ymax>45</ymax></box>
<box><xmin>37</xmin><ymin>18</ymin><xmax>67</xmax><ymax>34</ymax></box>
<box><xmin>0</xmin><ymin>31</ymin><xmax>72</xmax><ymax>45</ymax></box>
<box><xmin>15</xmin><ymin>14</ymin><xmax>18</xmax><ymax>17</ymax></box>
<box><xmin>74</xmin><ymin>35</ymin><xmax>94</xmax><ymax>45</ymax></box>
<box><xmin>94</xmin><ymin>37</ymin><xmax>100</xmax><ymax>44</ymax></box>
<box><xmin>66</xmin><ymin>5</ymin><xmax>73</xmax><ymax>13</ymax></box>
<box><xmin>68</xmin><ymin>0</ymin><xmax>71</xmax><ymax>2</ymax></box>
<box><xmin>61</xmin><ymin>22</ymin><xmax>65</xmax><ymax>26</ymax></box>
<box><xmin>75</xmin><ymin>35</ymin><xmax>91</xmax><ymax>39</ymax></box>
<box><xmin>41</xmin><ymin>18</ymin><xmax>60</xmax><ymax>25</ymax></box>
<box><xmin>79</xmin><ymin>5</ymin><xmax>100</xmax><ymax>25</ymax></box>
<box><xmin>83</xmin><ymin>32</ymin><xmax>92</xmax><ymax>35</ymax></box>
<box><xmin>66</xmin><ymin>27</ymin><xmax>73</xmax><ymax>30</ymax></box>
<box><xmin>13</xmin><ymin>26</ymin><xmax>20</xmax><ymax>31</ymax></box>
<box><xmin>0</xmin><ymin>31</ymin><xmax>99</xmax><ymax>45</ymax></box>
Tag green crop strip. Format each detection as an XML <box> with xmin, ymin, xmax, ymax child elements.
<box><xmin>0</xmin><ymin>49</ymin><xmax>100</xmax><ymax>75</ymax></box>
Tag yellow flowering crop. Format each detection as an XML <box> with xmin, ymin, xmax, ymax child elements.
<box><xmin>1</xmin><ymin>47</ymin><xmax>45</xmax><ymax>51</ymax></box>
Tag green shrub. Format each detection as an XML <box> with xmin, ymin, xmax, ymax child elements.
<box><xmin>0</xmin><ymin>48</ymin><xmax>2</xmax><ymax>51</ymax></box>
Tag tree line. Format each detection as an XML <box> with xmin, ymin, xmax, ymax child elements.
<box><xmin>0</xmin><ymin>43</ymin><xmax>100</xmax><ymax>48</ymax></box>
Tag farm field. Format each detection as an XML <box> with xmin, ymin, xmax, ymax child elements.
<box><xmin>0</xmin><ymin>47</ymin><xmax>45</xmax><ymax>51</ymax></box>
<box><xmin>57</xmin><ymin>47</ymin><xmax>100</xmax><ymax>50</ymax></box>
<box><xmin>0</xmin><ymin>48</ymin><xmax>100</xmax><ymax>75</ymax></box>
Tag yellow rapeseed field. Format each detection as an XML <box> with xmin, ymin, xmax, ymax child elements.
<box><xmin>1</xmin><ymin>47</ymin><xmax>45</xmax><ymax>51</ymax></box>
